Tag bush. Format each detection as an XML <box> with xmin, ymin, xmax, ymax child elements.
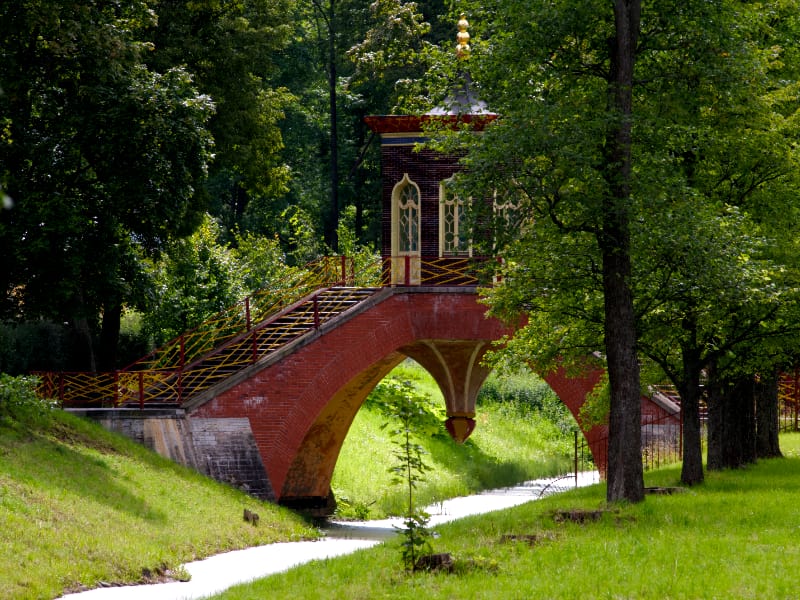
<box><xmin>0</xmin><ymin>374</ymin><xmax>54</xmax><ymax>425</ymax></box>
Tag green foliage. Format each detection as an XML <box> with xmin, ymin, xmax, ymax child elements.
<box><xmin>232</xmin><ymin>231</ymin><xmax>298</xmax><ymax>293</ymax></box>
<box><xmin>0</xmin><ymin>0</ymin><xmax>215</xmax><ymax>369</ymax></box>
<box><xmin>577</xmin><ymin>372</ymin><xmax>610</xmax><ymax>429</ymax></box>
<box><xmin>0</xmin><ymin>374</ymin><xmax>53</xmax><ymax>426</ymax></box>
<box><xmin>0</xmin><ymin>322</ymin><xmax>71</xmax><ymax>374</ymax></box>
<box><xmin>333</xmin><ymin>362</ymin><xmax>577</xmax><ymax>519</ymax></box>
<box><xmin>478</xmin><ymin>369</ymin><xmax>577</xmax><ymax>435</ymax></box>
<box><xmin>369</xmin><ymin>377</ymin><xmax>446</xmax><ymax>439</ymax></box>
<box><xmin>144</xmin><ymin>215</ymin><xmax>245</xmax><ymax>345</ymax></box>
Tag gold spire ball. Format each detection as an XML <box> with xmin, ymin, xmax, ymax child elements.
<box><xmin>456</xmin><ymin>14</ymin><xmax>470</xmax><ymax>59</ymax></box>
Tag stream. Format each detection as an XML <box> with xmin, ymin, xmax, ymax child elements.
<box><xmin>60</xmin><ymin>471</ymin><xmax>599</xmax><ymax>600</ymax></box>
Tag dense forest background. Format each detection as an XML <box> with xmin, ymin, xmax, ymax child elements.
<box><xmin>0</xmin><ymin>0</ymin><xmax>457</xmax><ymax>372</ymax></box>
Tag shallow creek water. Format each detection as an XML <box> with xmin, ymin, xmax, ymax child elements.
<box><xmin>60</xmin><ymin>472</ymin><xmax>599</xmax><ymax>600</ymax></box>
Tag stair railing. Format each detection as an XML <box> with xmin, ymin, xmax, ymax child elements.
<box><xmin>36</xmin><ymin>256</ymin><xmax>361</xmax><ymax>408</ymax></box>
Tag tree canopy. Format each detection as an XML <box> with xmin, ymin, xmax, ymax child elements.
<box><xmin>446</xmin><ymin>0</ymin><xmax>800</xmax><ymax>493</ymax></box>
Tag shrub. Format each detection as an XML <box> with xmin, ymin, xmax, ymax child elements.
<box><xmin>0</xmin><ymin>373</ymin><xmax>54</xmax><ymax>425</ymax></box>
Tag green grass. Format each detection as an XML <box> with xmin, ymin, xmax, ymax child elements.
<box><xmin>211</xmin><ymin>433</ymin><xmax>800</xmax><ymax>600</ymax></box>
<box><xmin>332</xmin><ymin>362</ymin><xmax>576</xmax><ymax>518</ymax></box>
<box><xmin>0</xmin><ymin>410</ymin><xmax>317</xmax><ymax>600</ymax></box>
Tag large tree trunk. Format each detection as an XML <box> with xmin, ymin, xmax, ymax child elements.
<box><xmin>603</xmin><ymin>0</ymin><xmax>644</xmax><ymax>504</ymax></box>
<box><xmin>325</xmin><ymin>0</ymin><xmax>339</xmax><ymax>252</ymax></box>
<box><xmin>707</xmin><ymin>372</ymin><xmax>756</xmax><ymax>470</ymax></box>
<box><xmin>677</xmin><ymin>354</ymin><xmax>704</xmax><ymax>485</ymax></box>
<box><xmin>755</xmin><ymin>370</ymin><xmax>782</xmax><ymax>459</ymax></box>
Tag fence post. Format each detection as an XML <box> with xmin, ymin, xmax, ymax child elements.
<box><xmin>574</xmin><ymin>430</ymin><xmax>578</xmax><ymax>488</ymax></box>
<box><xmin>138</xmin><ymin>371</ymin><xmax>145</xmax><ymax>410</ymax></box>
<box><xmin>113</xmin><ymin>371</ymin><xmax>119</xmax><ymax>407</ymax></box>
<box><xmin>178</xmin><ymin>335</ymin><xmax>185</xmax><ymax>404</ymax></box>
<box><xmin>313</xmin><ymin>295</ymin><xmax>321</xmax><ymax>329</ymax></box>
<box><xmin>404</xmin><ymin>255</ymin><xmax>411</xmax><ymax>286</ymax></box>
<box><xmin>58</xmin><ymin>372</ymin><xmax>65</xmax><ymax>407</ymax></box>
<box><xmin>340</xmin><ymin>255</ymin><xmax>347</xmax><ymax>285</ymax></box>
<box><xmin>245</xmin><ymin>297</ymin><xmax>252</xmax><ymax>330</ymax></box>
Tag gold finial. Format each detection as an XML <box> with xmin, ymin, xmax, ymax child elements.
<box><xmin>456</xmin><ymin>14</ymin><xmax>470</xmax><ymax>59</ymax></box>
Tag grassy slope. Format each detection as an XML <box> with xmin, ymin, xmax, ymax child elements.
<box><xmin>332</xmin><ymin>363</ymin><xmax>576</xmax><ymax>518</ymax></box>
<box><xmin>0</xmin><ymin>364</ymin><xmax>577</xmax><ymax>598</ymax></box>
<box><xmin>213</xmin><ymin>433</ymin><xmax>800</xmax><ymax>599</ymax></box>
<box><xmin>0</xmin><ymin>411</ymin><xmax>317</xmax><ymax>600</ymax></box>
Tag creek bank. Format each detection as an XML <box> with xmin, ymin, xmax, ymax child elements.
<box><xmin>60</xmin><ymin>472</ymin><xmax>599</xmax><ymax>600</ymax></box>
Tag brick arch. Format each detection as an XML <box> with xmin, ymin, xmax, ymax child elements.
<box><xmin>190</xmin><ymin>289</ymin><xmax>605</xmax><ymax>509</ymax></box>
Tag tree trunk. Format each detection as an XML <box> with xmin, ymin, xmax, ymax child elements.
<box><xmin>755</xmin><ymin>370</ymin><xmax>782</xmax><ymax>459</ymax></box>
<box><xmin>98</xmin><ymin>299</ymin><xmax>122</xmax><ymax>372</ymax></box>
<box><xmin>603</xmin><ymin>0</ymin><xmax>644</xmax><ymax>504</ymax></box>
<box><xmin>677</xmin><ymin>361</ymin><xmax>704</xmax><ymax>485</ymax></box>
<box><xmin>325</xmin><ymin>0</ymin><xmax>340</xmax><ymax>253</ymax></box>
<box><xmin>71</xmin><ymin>289</ymin><xmax>96</xmax><ymax>372</ymax></box>
<box><xmin>707</xmin><ymin>373</ymin><xmax>756</xmax><ymax>470</ymax></box>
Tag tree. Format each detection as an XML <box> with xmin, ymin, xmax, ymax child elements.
<box><xmin>636</xmin><ymin>202</ymin><xmax>796</xmax><ymax>481</ymax></box>
<box><xmin>0</xmin><ymin>1</ymin><xmax>215</xmax><ymax>370</ymax></box>
<box><xmin>452</xmin><ymin>0</ymin><xmax>800</xmax><ymax>493</ymax></box>
<box><xmin>631</xmin><ymin>0</ymin><xmax>800</xmax><ymax>481</ymax></box>
<box><xmin>443</xmin><ymin>0</ymin><xmax>644</xmax><ymax>502</ymax></box>
<box><xmin>145</xmin><ymin>0</ymin><xmax>295</xmax><ymax>240</ymax></box>
<box><xmin>143</xmin><ymin>215</ymin><xmax>245</xmax><ymax>346</ymax></box>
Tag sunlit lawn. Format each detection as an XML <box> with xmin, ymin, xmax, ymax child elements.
<box><xmin>212</xmin><ymin>434</ymin><xmax>800</xmax><ymax>599</ymax></box>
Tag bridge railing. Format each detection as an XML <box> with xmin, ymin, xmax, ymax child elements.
<box><xmin>37</xmin><ymin>256</ymin><xmax>356</xmax><ymax>407</ymax></box>
<box><xmin>36</xmin><ymin>255</ymin><xmax>495</xmax><ymax>408</ymax></box>
<box><xmin>381</xmin><ymin>255</ymin><xmax>497</xmax><ymax>287</ymax></box>
<box><xmin>123</xmin><ymin>255</ymin><xmax>355</xmax><ymax>374</ymax></box>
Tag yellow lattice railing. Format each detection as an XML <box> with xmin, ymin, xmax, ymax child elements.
<box><xmin>382</xmin><ymin>255</ymin><xmax>495</xmax><ymax>286</ymax></box>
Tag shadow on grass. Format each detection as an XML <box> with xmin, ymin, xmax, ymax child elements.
<box><xmin>0</xmin><ymin>418</ymin><xmax>168</xmax><ymax>523</ymax></box>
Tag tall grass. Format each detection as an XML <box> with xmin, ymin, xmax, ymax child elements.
<box><xmin>212</xmin><ymin>434</ymin><xmax>800</xmax><ymax>599</ymax></box>
<box><xmin>332</xmin><ymin>362</ymin><xmax>577</xmax><ymax>518</ymax></box>
<box><xmin>0</xmin><ymin>404</ymin><xmax>317</xmax><ymax>600</ymax></box>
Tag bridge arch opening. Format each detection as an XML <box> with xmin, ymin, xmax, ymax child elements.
<box><xmin>278</xmin><ymin>349</ymin><xmax>603</xmax><ymax>515</ymax></box>
<box><xmin>324</xmin><ymin>360</ymin><xmax>595</xmax><ymax>518</ymax></box>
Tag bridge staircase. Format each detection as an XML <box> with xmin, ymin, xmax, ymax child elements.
<box><xmin>36</xmin><ymin>257</ymin><xmax>383</xmax><ymax>409</ymax></box>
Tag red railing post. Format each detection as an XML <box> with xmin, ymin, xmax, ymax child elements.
<box><xmin>58</xmin><ymin>372</ymin><xmax>65</xmax><ymax>407</ymax></box>
<box><xmin>252</xmin><ymin>329</ymin><xmax>259</xmax><ymax>364</ymax></box>
<box><xmin>404</xmin><ymin>255</ymin><xmax>411</xmax><ymax>286</ymax></box>
<box><xmin>313</xmin><ymin>295</ymin><xmax>321</xmax><ymax>329</ymax></box>
<box><xmin>113</xmin><ymin>371</ymin><xmax>119</xmax><ymax>407</ymax></box>
<box><xmin>138</xmin><ymin>371</ymin><xmax>145</xmax><ymax>410</ymax></box>
<box><xmin>340</xmin><ymin>255</ymin><xmax>347</xmax><ymax>285</ymax></box>
<box><xmin>245</xmin><ymin>297</ymin><xmax>252</xmax><ymax>330</ymax></box>
<box><xmin>178</xmin><ymin>335</ymin><xmax>185</xmax><ymax>404</ymax></box>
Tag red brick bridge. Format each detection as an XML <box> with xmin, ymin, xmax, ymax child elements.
<box><xmin>39</xmin><ymin>259</ymin><xmax>612</xmax><ymax>512</ymax></box>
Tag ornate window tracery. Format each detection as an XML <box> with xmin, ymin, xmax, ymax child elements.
<box><xmin>439</xmin><ymin>179</ymin><xmax>471</xmax><ymax>257</ymax></box>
